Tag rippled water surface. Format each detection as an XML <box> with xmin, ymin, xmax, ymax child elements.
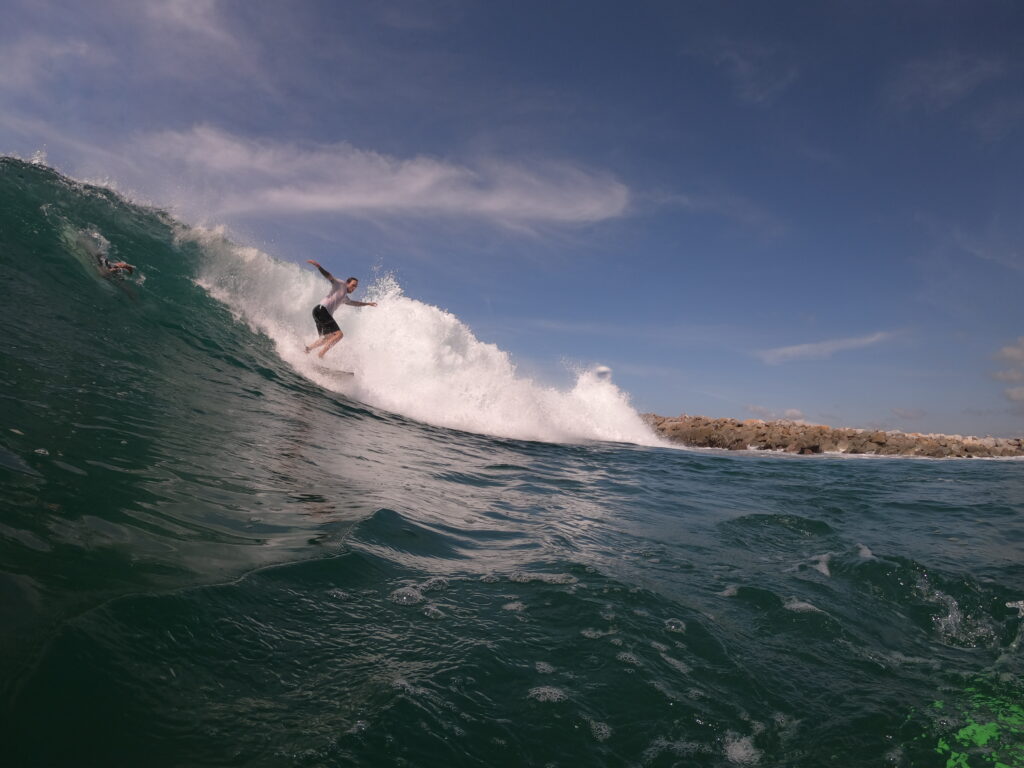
<box><xmin>2</xmin><ymin>159</ymin><xmax>1022</xmax><ymax>767</ymax></box>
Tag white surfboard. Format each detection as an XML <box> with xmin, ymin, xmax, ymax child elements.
<box><xmin>314</xmin><ymin>365</ymin><xmax>355</xmax><ymax>377</ymax></box>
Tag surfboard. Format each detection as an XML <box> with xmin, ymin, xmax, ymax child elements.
<box><xmin>314</xmin><ymin>365</ymin><xmax>355</xmax><ymax>377</ymax></box>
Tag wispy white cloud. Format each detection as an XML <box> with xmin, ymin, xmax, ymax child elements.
<box><xmin>134</xmin><ymin>125</ymin><xmax>629</xmax><ymax>225</ymax></box>
<box><xmin>709</xmin><ymin>39</ymin><xmax>799</xmax><ymax>105</ymax></box>
<box><xmin>970</xmin><ymin>97</ymin><xmax>1024</xmax><ymax>142</ymax></box>
<box><xmin>997</xmin><ymin>337</ymin><xmax>1024</xmax><ymax>363</ymax></box>
<box><xmin>994</xmin><ymin>369</ymin><xmax>1024</xmax><ymax>383</ymax></box>
<box><xmin>991</xmin><ymin>338</ymin><xmax>1024</xmax><ymax>404</ymax></box>
<box><xmin>0</xmin><ymin>112</ymin><xmax>137</xmax><ymax>172</ymax></box>
<box><xmin>887</xmin><ymin>53</ymin><xmax>1003</xmax><ymax>111</ymax></box>
<box><xmin>130</xmin><ymin>0</ymin><xmax>273</xmax><ymax>92</ymax></box>
<box><xmin>755</xmin><ymin>331</ymin><xmax>893</xmax><ymax>365</ymax></box>
<box><xmin>143</xmin><ymin>0</ymin><xmax>237</xmax><ymax>45</ymax></box>
<box><xmin>952</xmin><ymin>219</ymin><xmax>1024</xmax><ymax>273</ymax></box>
<box><xmin>1005</xmin><ymin>387</ymin><xmax>1024</xmax><ymax>403</ymax></box>
<box><xmin>656</xmin><ymin>191</ymin><xmax>785</xmax><ymax>236</ymax></box>
<box><xmin>0</xmin><ymin>117</ymin><xmax>628</xmax><ymax>230</ymax></box>
<box><xmin>0</xmin><ymin>36</ymin><xmax>108</xmax><ymax>91</ymax></box>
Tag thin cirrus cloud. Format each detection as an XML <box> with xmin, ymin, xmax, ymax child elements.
<box><xmin>755</xmin><ymin>331</ymin><xmax>893</xmax><ymax>365</ymax></box>
<box><xmin>997</xmin><ymin>337</ymin><xmax>1024</xmax><ymax>363</ymax></box>
<box><xmin>136</xmin><ymin>125</ymin><xmax>630</xmax><ymax>226</ymax></box>
<box><xmin>952</xmin><ymin>219</ymin><xmax>1024</xmax><ymax>273</ymax></box>
<box><xmin>886</xmin><ymin>53</ymin><xmax>1004</xmax><ymax>111</ymax></box>
<box><xmin>0</xmin><ymin>36</ymin><xmax>106</xmax><ymax>91</ymax></box>
<box><xmin>708</xmin><ymin>39</ymin><xmax>799</xmax><ymax>105</ymax></box>
<box><xmin>995</xmin><ymin>337</ymin><xmax>1024</xmax><ymax>404</ymax></box>
<box><xmin>656</xmin><ymin>191</ymin><xmax>785</xmax><ymax>237</ymax></box>
<box><xmin>142</xmin><ymin>0</ymin><xmax>237</xmax><ymax>45</ymax></box>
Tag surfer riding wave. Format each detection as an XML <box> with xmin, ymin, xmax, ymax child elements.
<box><xmin>304</xmin><ymin>260</ymin><xmax>376</xmax><ymax>358</ymax></box>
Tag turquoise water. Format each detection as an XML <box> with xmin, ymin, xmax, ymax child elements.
<box><xmin>1</xmin><ymin>158</ymin><xmax>1022</xmax><ymax>767</ymax></box>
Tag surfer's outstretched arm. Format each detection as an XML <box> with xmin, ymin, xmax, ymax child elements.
<box><xmin>307</xmin><ymin>259</ymin><xmax>341</xmax><ymax>284</ymax></box>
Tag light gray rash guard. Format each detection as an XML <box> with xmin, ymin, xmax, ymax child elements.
<box><xmin>320</xmin><ymin>281</ymin><xmax>353</xmax><ymax>313</ymax></box>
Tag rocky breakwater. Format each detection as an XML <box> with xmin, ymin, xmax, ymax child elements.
<box><xmin>643</xmin><ymin>414</ymin><xmax>1024</xmax><ymax>458</ymax></box>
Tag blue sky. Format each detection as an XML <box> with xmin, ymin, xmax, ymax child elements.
<box><xmin>3</xmin><ymin>0</ymin><xmax>1023</xmax><ymax>436</ymax></box>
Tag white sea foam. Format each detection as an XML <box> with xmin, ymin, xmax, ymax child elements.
<box><xmin>660</xmin><ymin>653</ymin><xmax>691</xmax><ymax>675</ymax></box>
<box><xmin>190</xmin><ymin>229</ymin><xmax>663</xmax><ymax>445</ymax></box>
<box><xmin>644</xmin><ymin>738</ymin><xmax>707</xmax><ymax>760</ymax></box>
<box><xmin>784</xmin><ymin>598</ymin><xmax>823</xmax><ymax>613</ymax></box>
<box><xmin>391</xmin><ymin>678</ymin><xmax>425</xmax><ymax>695</ymax></box>
<box><xmin>527</xmin><ymin>686</ymin><xmax>567</xmax><ymax>702</ymax></box>
<box><xmin>389</xmin><ymin>586</ymin><xmax>425</xmax><ymax>605</ymax></box>
<box><xmin>420</xmin><ymin>576</ymin><xmax>449</xmax><ymax>592</ymax></box>
<box><xmin>810</xmin><ymin>554</ymin><xmax>831</xmax><ymax>577</ymax></box>
<box><xmin>663</xmin><ymin>618</ymin><xmax>687</xmax><ymax>633</ymax></box>
<box><xmin>588</xmin><ymin>718</ymin><xmax>612</xmax><ymax>741</ymax></box>
<box><xmin>724</xmin><ymin>732</ymin><xmax>762</xmax><ymax>765</ymax></box>
<box><xmin>509</xmin><ymin>572</ymin><xmax>578</xmax><ymax>585</ymax></box>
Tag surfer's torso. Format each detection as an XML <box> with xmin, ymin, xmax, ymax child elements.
<box><xmin>320</xmin><ymin>281</ymin><xmax>353</xmax><ymax>313</ymax></box>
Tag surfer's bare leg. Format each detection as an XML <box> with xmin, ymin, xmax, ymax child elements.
<box><xmin>305</xmin><ymin>336</ymin><xmax>330</xmax><ymax>353</ymax></box>
<box><xmin>318</xmin><ymin>330</ymin><xmax>343</xmax><ymax>358</ymax></box>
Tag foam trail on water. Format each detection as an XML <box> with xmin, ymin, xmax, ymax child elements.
<box><xmin>189</xmin><ymin>229</ymin><xmax>662</xmax><ymax>445</ymax></box>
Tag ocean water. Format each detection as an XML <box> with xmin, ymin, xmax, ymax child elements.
<box><xmin>1</xmin><ymin>157</ymin><xmax>1022</xmax><ymax>767</ymax></box>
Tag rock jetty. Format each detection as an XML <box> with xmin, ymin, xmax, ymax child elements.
<box><xmin>643</xmin><ymin>414</ymin><xmax>1024</xmax><ymax>458</ymax></box>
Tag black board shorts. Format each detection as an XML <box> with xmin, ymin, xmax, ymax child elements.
<box><xmin>312</xmin><ymin>305</ymin><xmax>341</xmax><ymax>336</ymax></box>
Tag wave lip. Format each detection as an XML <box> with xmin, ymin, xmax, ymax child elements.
<box><xmin>190</xmin><ymin>228</ymin><xmax>660</xmax><ymax>446</ymax></box>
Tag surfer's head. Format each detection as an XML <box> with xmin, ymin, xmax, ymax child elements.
<box><xmin>346</xmin><ymin>277</ymin><xmax>359</xmax><ymax>291</ymax></box>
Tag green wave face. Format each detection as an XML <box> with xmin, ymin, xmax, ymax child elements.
<box><xmin>0</xmin><ymin>158</ymin><xmax>380</xmax><ymax>681</ymax></box>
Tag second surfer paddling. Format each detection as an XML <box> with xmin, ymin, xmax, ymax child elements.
<box><xmin>304</xmin><ymin>260</ymin><xmax>377</xmax><ymax>358</ymax></box>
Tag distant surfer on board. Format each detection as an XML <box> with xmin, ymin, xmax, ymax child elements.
<box><xmin>98</xmin><ymin>257</ymin><xmax>135</xmax><ymax>278</ymax></box>
<box><xmin>79</xmin><ymin>231</ymin><xmax>135</xmax><ymax>277</ymax></box>
<box><xmin>304</xmin><ymin>260</ymin><xmax>377</xmax><ymax>358</ymax></box>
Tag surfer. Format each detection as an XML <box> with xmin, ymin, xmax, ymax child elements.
<box><xmin>81</xmin><ymin>233</ymin><xmax>134</xmax><ymax>277</ymax></box>
<box><xmin>304</xmin><ymin>260</ymin><xmax>377</xmax><ymax>358</ymax></box>
<box><xmin>98</xmin><ymin>257</ymin><xmax>135</xmax><ymax>277</ymax></box>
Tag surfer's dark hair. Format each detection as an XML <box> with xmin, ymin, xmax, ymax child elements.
<box><xmin>347</xmin><ymin>277</ymin><xmax>358</xmax><ymax>283</ymax></box>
